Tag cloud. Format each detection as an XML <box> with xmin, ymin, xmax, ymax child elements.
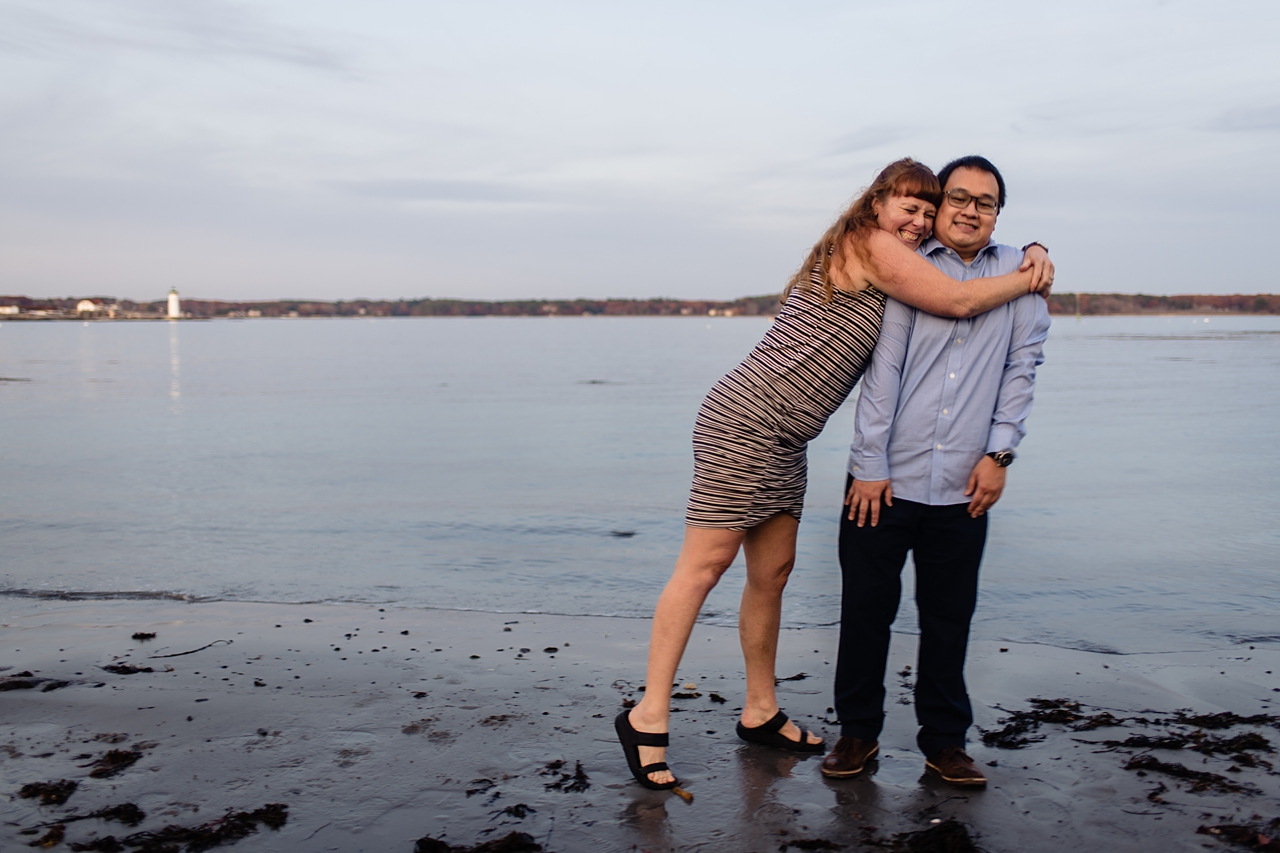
<box><xmin>1210</xmin><ymin>104</ymin><xmax>1280</xmax><ymax>132</ymax></box>
<box><xmin>0</xmin><ymin>0</ymin><xmax>349</xmax><ymax>71</ymax></box>
<box><xmin>826</xmin><ymin>125</ymin><xmax>907</xmax><ymax>155</ymax></box>
<box><xmin>323</xmin><ymin>178</ymin><xmax>558</xmax><ymax>204</ymax></box>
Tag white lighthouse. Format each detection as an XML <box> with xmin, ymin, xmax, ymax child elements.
<box><xmin>167</xmin><ymin>288</ymin><xmax>181</xmax><ymax>319</ymax></box>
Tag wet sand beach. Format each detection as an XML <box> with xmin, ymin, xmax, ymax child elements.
<box><xmin>3</xmin><ymin>599</ymin><xmax>1279</xmax><ymax>852</ymax></box>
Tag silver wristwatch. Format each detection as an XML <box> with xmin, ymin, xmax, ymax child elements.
<box><xmin>986</xmin><ymin>450</ymin><xmax>1014</xmax><ymax>468</ymax></box>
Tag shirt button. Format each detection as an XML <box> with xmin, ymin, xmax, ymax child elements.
<box><xmin>949</xmin><ymin>373</ymin><xmax>956</xmax><ymax>379</ymax></box>
<box><xmin>936</xmin><ymin>444</ymin><xmax>942</xmax><ymax>450</ymax></box>
<box><xmin>942</xmin><ymin>408</ymin><xmax>949</xmax><ymax>415</ymax></box>
<box><xmin>956</xmin><ymin>338</ymin><xmax>962</xmax><ymax>343</ymax></box>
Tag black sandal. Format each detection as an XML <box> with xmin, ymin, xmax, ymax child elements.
<box><xmin>615</xmin><ymin>709</ymin><xmax>679</xmax><ymax>790</ymax></box>
<box><xmin>735</xmin><ymin>710</ymin><xmax>825</xmax><ymax>753</ymax></box>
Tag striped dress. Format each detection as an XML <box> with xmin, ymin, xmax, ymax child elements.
<box><xmin>686</xmin><ymin>282</ymin><xmax>887</xmax><ymax>528</ymax></box>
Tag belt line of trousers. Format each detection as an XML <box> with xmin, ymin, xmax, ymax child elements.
<box><xmin>833</xmin><ymin>476</ymin><xmax>987</xmax><ymax>757</ymax></box>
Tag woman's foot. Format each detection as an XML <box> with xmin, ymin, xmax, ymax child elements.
<box><xmin>625</xmin><ymin>702</ymin><xmax>676</xmax><ymax>786</ymax></box>
<box><xmin>739</xmin><ymin>707</ymin><xmax>823</xmax><ymax>748</ymax></box>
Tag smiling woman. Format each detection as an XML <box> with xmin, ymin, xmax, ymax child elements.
<box><xmin>875</xmin><ymin>195</ymin><xmax>936</xmax><ymax>250</ymax></box>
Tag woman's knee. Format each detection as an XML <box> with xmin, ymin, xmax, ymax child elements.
<box><xmin>748</xmin><ymin>558</ymin><xmax>795</xmax><ymax>595</ymax></box>
<box><xmin>673</xmin><ymin>550</ymin><xmax>736</xmax><ymax>593</ymax></box>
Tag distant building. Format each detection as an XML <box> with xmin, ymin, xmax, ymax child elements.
<box><xmin>76</xmin><ymin>299</ymin><xmax>100</xmax><ymax>314</ymax></box>
<box><xmin>167</xmin><ymin>289</ymin><xmax>181</xmax><ymax>319</ymax></box>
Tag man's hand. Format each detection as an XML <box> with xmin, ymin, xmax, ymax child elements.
<box><xmin>846</xmin><ymin>478</ymin><xmax>892</xmax><ymax>527</ymax></box>
<box><xmin>1018</xmin><ymin>244</ymin><xmax>1055</xmax><ymax>294</ymax></box>
<box><xmin>964</xmin><ymin>456</ymin><xmax>1007</xmax><ymax>518</ymax></box>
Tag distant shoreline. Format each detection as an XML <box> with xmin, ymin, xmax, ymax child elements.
<box><xmin>4</xmin><ymin>292</ymin><xmax>1280</xmax><ymax>320</ymax></box>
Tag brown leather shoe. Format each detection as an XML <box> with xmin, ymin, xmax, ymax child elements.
<box><xmin>820</xmin><ymin>736</ymin><xmax>879</xmax><ymax>778</ymax></box>
<box><xmin>925</xmin><ymin>746</ymin><xmax>987</xmax><ymax>787</ymax></box>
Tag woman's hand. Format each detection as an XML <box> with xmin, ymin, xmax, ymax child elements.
<box><xmin>1018</xmin><ymin>244</ymin><xmax>1055</xmax><ymax>294</ymax></box>
<box><xmin>845</xmin><ymin>478</ymin><xmax>893</xmax><ymax>527</ymax></box>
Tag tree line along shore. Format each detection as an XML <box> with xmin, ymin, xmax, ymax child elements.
<box><xmin>3</xmin><ymin>292</ymin><xmax>1280</xmax><ymax>320</ymax></box>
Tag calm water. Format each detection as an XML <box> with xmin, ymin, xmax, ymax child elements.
<box><xmin>3</xmin><ymin>314</ymin><xmax>1279</xmax><ymax>654</ymax></box>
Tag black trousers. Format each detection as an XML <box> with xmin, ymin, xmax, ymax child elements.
<box><xmin>834</xmin><ymin>476</ymin><xmax>987</xmax><ymax>757</ymax></box>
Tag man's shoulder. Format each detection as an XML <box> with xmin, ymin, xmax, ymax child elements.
<box><xmin>983</xmin><ymin>242</ymin><xmax>1025</xmax><ymax>273</ymax></box>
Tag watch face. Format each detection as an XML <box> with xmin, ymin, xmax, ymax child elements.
<box><xmin>989</xmin><ymin>451</ymin><xmax>1013</xmax><ymax>467</ymax></box>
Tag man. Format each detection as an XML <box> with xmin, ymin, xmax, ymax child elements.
<box><xmin>821</xmin><ymin>156</ymin><xmax>1052</xmax><ymax>787</ymax></box>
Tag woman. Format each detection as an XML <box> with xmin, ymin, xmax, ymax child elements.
<box><xmin>615</xmin><ymin>158</ymin><xmax>1051</xmax><ymax>790</ymax></box>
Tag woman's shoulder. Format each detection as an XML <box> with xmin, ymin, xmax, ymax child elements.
<box><xmin>830</xmin><ymin>230</ymin><xmax>881</xmax><ymax>294</ymax></box>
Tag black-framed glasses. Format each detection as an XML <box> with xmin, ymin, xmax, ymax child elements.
<box><xmin>944</xmin><ymin>189</ymin><xmax>998</xmax><ymax>215</ymax></box>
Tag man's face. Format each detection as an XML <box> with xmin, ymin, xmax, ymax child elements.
<box><xmin>934</xmin><ymin>167</ymin><xmax>999</xmax><ymax>261</ymax></box>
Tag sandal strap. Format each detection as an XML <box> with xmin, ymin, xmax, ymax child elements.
<box><xmin>628</xmin><ymin>729</ymin><xmax>669</xmax><ymax>748</ymax></box>
<box><xmin>755</xmin><ymin>710</ymin><xmax>789</xmax><ymax>735</ymax></box>
<box><xmin>640</xmin><ymin>761</ymin><xmax>669</xmax><ymax>774</ymax></box>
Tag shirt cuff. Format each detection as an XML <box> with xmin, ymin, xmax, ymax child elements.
<box><xmin>850</xmin><ymin>455</ymin><xmax>890</xmax><ymax>481</ymax></box>
<box><xmin>986</xmin><ymin>425</ymin><xmax>1019</xmax><ymax>455</ymax></box>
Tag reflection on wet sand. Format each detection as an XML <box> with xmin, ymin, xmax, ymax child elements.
<box><xmin>619</xmin><ymin>797</ymin><xmax>672</xmax><ymax>850</ymax></box>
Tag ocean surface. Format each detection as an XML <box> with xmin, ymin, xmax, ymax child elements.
<box><xmin>3</xmin><ymin>314</ymin><xmax>1279</xmax><ymax>654</ymax></box>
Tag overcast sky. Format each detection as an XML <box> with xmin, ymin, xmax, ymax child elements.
<box><xmin>2</xmin><ymin>0</ymin><xmax>1278</xmax><ymax>302</ymax></box>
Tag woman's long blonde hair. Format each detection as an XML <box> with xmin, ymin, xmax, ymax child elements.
<box><xmin>783</xmin><ymin>158</ymin><xmax>942</xmax><ymax>302</ymax></box>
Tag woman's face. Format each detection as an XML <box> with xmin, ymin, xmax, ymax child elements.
<box><xmin>874</xmin><ymin>194</ymin><xmax>936</xmax><ymax>250</ymax></box>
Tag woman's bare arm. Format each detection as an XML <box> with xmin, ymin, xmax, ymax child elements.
<box><xmin>849</xmin><ymin>229</ymin><xmax>1037</xmax><ymax>319</ymax></box>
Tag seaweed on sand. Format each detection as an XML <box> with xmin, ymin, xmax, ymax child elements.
<box><xmin>27</xmin><ymin>804</ymin><xmax>147</xmax><ymax>840</ymax></box>
<box><xmin>1098</xmin><ymin>730</ymin><xmax>1272</xmax><ymax>757</ymax></box>
<box><xmin>28</xmin><ymin>823</ymin><xmax>65</xmax><ymax>848</ymax></box>
<box><xmin>19</xmin><ymin>780</ymin><xmax>79</xmax><ymax>806</ymax></box>
<box><xmin>66</xmin><ymin>841</ymin><xmax>123</xmax><ymax>852</ymax></box>
<box><xmin>1124</xmin><ymin>755</ymin><xmax>1259</xmax><ymax>795</ymax></box>
<box><xmin>541</xmin><ymin>760</ymin><xmax>590</xmax><ymax>793</ymax></box>
<box><xmin>86</xmin><ymin>750</ymin><xmax>142</xmax><ymax>779</ymax></box>
<box><xmin>896</xmin><ymin>820</ymin><xmax>983</xmax><ymax>852</ymax></box>
<box><xmin>780</xmin><ymin>839</ymin><xmax>841</xmax><ymax>850</ymax></box>
<box><xmin>1197</xmin><ymin>818</ymin><xmax>1280</xmax><ymax>851</ymax></box>
<box><xmin>45</xmin><ymin>804</ymin><xmax>148</xmax><ymax>829</ymax></box>
<box><xmin>69</xmin><ymin>803</ymin><xmax>288</xmax><ymax>853</ymax></box>
<box><xmin>851</xmin><ymin>819</ymin><xmax>984</xmax><ymax>852</ymax></box>
<box><xmin>1166</xmin><ymin>711</ymin><xmax>1280</xmax><ymax>731</ymax></box>
<box><xmin>2</xmin><ymin>672</ymin><xmax>74</xmax><ymax>692</ymax></box>
<box><xmin>413</xmin><ymin>831</ymin><xmax>543</xmax><ymax>853</ymax></box>
<box><xmin>981</xmin><ymin>698</ymin><xmax>1121</xmax><ymax>749</ymax></box>
<box><xmin>496</xmin><ymin>803</ymin><xmax>535</xmax><ymax>819</ymax></box>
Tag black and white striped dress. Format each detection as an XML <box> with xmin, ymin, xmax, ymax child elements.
<box><xmin>686</xmin><ymin>282</ymin><xmax>886</xmax><ymax>529</ymax></box>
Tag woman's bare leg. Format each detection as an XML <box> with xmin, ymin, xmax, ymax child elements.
<box><xmin>628</xmin><ymin>525</ymin><xmax>744</xmax><ymax>785</ymax></box>
<box><xmin>737</xmin><ymin>513</ymin><xmax>819</xmax><ymax>744</ymax></box>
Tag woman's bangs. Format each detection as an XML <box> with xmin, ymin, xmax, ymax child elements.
<box><xmin>892</xmin><ymin>170</ymin><xmax>942</xmax><ymax>207</ymax></box>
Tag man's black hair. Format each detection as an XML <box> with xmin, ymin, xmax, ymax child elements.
<box><xmin>937</xmin><ymin>155</ymin><xmax>1007</xmax><ymax>211</ymax></box>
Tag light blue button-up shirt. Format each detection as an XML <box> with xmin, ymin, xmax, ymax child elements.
<box><xmin>847</xmin><ymin>238</ymin><xmax>1051</xmax><ymax>506</ymax></box>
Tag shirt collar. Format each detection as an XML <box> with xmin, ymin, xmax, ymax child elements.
<box><xmin>919</xmin><ymin>237</ymin><xmax>998</xmax><ymax>261</ymax></box>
